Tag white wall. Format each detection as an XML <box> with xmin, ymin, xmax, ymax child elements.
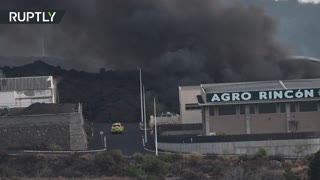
<box><xmin>159</xmin><ymin>138</ymin><xmax>320</xmax><ymax>156</ymax></box>
<box><xmin>0</xmin><ymin>91</ymin><xmax>14</xmax><ymax>107</ymax></box>
<box><xmin>0</xmin><ymin>89</ymin><xmax>54</xmax><ymax>108</ymax></box>
<box><xmin>179</xmin><ymin>86</ymin><xmax>202</xmax><ymax>124</ymax></box>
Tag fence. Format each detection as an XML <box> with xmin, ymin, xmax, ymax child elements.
<box><xmin>158</xmin><ymin>131</ymin><xmax>320</xmax><ymax>143</ymax></box>
<box><xmin>157</xmin><ymin>123</ymin><xmax>202</xmax><ymax>134</ymax></box>
<box><xmin>157</xmin><ymin>131</ymin><xmax>320</xmax><ymax>156</ymax></box>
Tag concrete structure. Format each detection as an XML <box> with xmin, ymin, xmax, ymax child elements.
<box><xmin>168</xmin><ymin>78</ymin><xmax>320</xmax><ymax>156</ymax></box>
<box><xmin>179</xmin><ymin>86</ymin><xmax>202</xmax><ymax>124</ymax></box>
<box><xmin>0</xmin><ymin>103</ymin><xmax>87</xmax><ymax>150</ymax></box>
<box><xmin>0</xmin><ymin>76</ymin><xmax>57</xmax><ymax>108</ymax></box>
<box><xmin>158</xmin><ymin>137</ymin><xmax>320</xmax><ymax>156</ymax></box>
<box><xmin>179</xmin><ymin>79</ymin><xmax>320</xmax><ymax>136</ymax></box>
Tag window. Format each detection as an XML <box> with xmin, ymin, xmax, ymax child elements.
<box><xmin>218</xmin><ymin>105</ymin><xmax>236</xmax><ymax>115</ymax></box>
<box><xmin>240</xmin><ymin>105</ymin><xmax>245</xmax><ymax>114</ymax></box>
<box><xmin>299</xmin><ymin>101</ymin><xmax>317</xmax><ymax>112</ymax></box>
<box><xmin>258</xmin><ymin>103</ymin><xmax>277</xmax><ymax>114</ymax></box>
<box><xmin>1</xmin><ymin>79</ymin><xmax>7</xmax><ymax>86</ymax></box>
<box><xmin>291</xmin><ymin>103</ymin><xmax>296</xmax><ymax>112</ymax></box>
<box><xmin>240</xmin><ymin>104</ymin><xmax>255</xmax><ymax>114</ymax></box>
<box><xmin>185</xmin><ymin>103</ymin><xmax>201</xmax><ymax>111</ymax></box>
<box><xmin>280</xmin><ymin>102</ymin><xmax>297</xmax><ymax>113</ymax></box>
<box><xmin>209</xmin><ymin>106</ymin><xmax>215</xmax><ymax>116</ymax></box>
<box><xmin>289</xmin><ymin>121</ymin><xmax>298</xmax><ymax>132</ymax></box>
<box><xmin>280</xmin><ymin>103</ymin><xmax>285</xmax><ymax>113</ymax></box>
<box><xmin>250</xmin><ymin>105</ymin><xmax>255</xmax><ymax>114</ymax></box>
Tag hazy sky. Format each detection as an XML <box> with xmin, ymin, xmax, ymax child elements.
<box><xmin>298</xmin><ymin>0</ymin><xmax>320</xmax><ymax>3</ymax></box>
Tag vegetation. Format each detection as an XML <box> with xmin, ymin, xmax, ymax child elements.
<box><xmin>254</xmin><ymin>148</ymin><xmax>268</xmax><ymax>159</ymax></box>
<box><xmin>284</xmin><ymin>167</ymin><xmax>298</xmax><ymax>180</ymax></box>
<box><xmin>308</xmin><ymin>150</ymin><xmax>320</xmax><ymax>180</ymax></box>
<box><xmin>0</xmin><ymin>151</ymin><xmax>313</xmax><ymax>179</ymax></box>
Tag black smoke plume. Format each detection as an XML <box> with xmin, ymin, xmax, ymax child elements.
<box><xmin>1</xmin><ymin>0</ymin><xmax>320</xmax><ymax>111</ymax></box>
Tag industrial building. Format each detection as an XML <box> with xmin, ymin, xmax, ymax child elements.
<box><xmin>156</xmin><ymin>78</ymin><xmax>320</xmax><ymax>156</ymax></box>
<box><xmin>179</xmin><ymin>86</ymin><xmax>202</xmax><ymax>124</ymax></box>
<box><xmin>0</xmin><ymin>76</ymin><xmax>57</xmax><ymax>108</ymax></box>
<box><xmin>179</xmin><ymin>78</ymin><xmax>320</xmax><ymax>135</ymax></box>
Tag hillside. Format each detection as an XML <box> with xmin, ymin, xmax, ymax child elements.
<box><xmin>0</xmin><ymin>61</ymin><xmax>142</xmax><ymax>123</ymax></box>
<box><xmin>0</xmin><ymin>151</ymin><xmax>314</xmax><ymax>179</ymax></box>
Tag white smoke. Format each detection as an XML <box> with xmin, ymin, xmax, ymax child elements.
<box><xmin>298</xmin><ymin>0</ymin><xmax>320</xmax><ymax>4</ymax></box>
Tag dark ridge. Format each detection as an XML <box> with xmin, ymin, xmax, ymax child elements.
<box><xmin>0</xmin><ymin>62</ymin><xmax>141</xmax><ymax>123</ymax></box>
<box><xmin>18</xmin><ymin>103</ymin><xmax>77</xmax><ymax>115</ymax></box>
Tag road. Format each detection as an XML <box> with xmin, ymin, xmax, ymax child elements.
<box><xmin>89</xmin><ymin>122</ymin><xmax>155</xmax><ymax>155</ymax></box>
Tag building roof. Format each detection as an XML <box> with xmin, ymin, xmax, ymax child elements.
<box><xmin>179</xmin><ymin>86</ymin><xmax>200</xmax><ymax>91</ymax></box>
<box><xmin>0</xmin><ymin>76</ymin><xmax>52</xmax><ymax>92</ymax></box>
<box><xmin>201</xmin><ymin>78</ymin><xmax>320</xmax><ymax>93</ymax></box>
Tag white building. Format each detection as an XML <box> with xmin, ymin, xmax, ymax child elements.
<box><xmin>179</xmin><ymin>86</ymin><xmax>202</xmax><ymax>124</ymax></box>
<box><xmin>0</xmin><ymin>76</ymin><xmax>56</xmax><ymax>108</ymax></box>
<box><xmin>179</xmin><ymin>78</ymin><xmax>320</xmax><ymax>135</ymax></box>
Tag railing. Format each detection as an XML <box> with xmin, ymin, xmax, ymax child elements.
<box><xmin>157</xmin><ymin>123</ymin><xmax>202</xmax><ymax>133</ymax></box>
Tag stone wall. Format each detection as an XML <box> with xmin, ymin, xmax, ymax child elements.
<box><xmin>0</xmin><ymin>112</ymin><xmax>87</xmax><ymax>150</ymax></box>
<box><xmin>69</xmin><ymin>112</ymin><xmax>88</xmax><ymax>150</ymax></box>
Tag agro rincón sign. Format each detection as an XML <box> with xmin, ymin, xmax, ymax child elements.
<box><xmin>0</xmin><ymin>10</ymin><xmax>65</xmax><ymax>24</ymax></box>
<box><xmin>206</xmin><ymin>88</ymin><xmax>320</xmax><ymax>103</ymax></box>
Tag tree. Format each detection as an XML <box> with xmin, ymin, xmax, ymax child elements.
<box><xmin>308</xmin><ymin>150</ymin><xmax>320</xmax><ymax>180</ymax></box>
<box><xmin>293</xmin><ymin>144</ymin><xmax>307</xmax><ymax>160</ymax></box>
<box><xmin>284</xmin><ymin>167</ymin><xmax>298</xmax><ymax>180</ymax></box>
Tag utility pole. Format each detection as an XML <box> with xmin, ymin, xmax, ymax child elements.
<box><xmin>100</xmin><ymin>131</ymin><xmax>104</xmax><ymax>147</ymax></box>
<box><xmin>104</xmin><ymin>135</ymin><xmax>107</xmax><ymax>150</ymax></box>
<box><xmin>154</xmin><ymin>97</ymin><xmax>158</xmax><ymax>156</ymax></box>
<box><xmin>91</xmin><ymin>122</ymin><xmax>94</xmax><ymax>137</ymax></box>
<box><xmin>140</xmin><ymin>68</ymin><xmax>143</xmax><ymax>123</ymax></box>
<box><xmin>143</xmin><ymin>85</ymin><xmax>147</xmax><ymax>143</ymax></box>
<box><xmin>42</xmin><ymin>37</ymin><xmax>45</xmax><ymax>57</ymax></box>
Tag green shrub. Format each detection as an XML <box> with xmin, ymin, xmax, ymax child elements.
<box><xmin>15</xmin><ymin>154</ymin><xmax>46</xmax><ymax>176</ymax></box>
<box><xmin>206</xmin><ymin>153</ymin><xmax>219</xmax><ymax>160</ymax></box>
<box><xmin>239</xmin><ymin>154</ymin><xmax>252</xmax><ymax>161</ymax></box>
<box><xmin>253</xmin><ymin>148</ymin><xmax>268</xmax><ymax>159</ymax></box>
<box><xmin>223</xmin><ymin>166</ymin><xmax>281</xmax><ymax>180</ymax></box>
<box><xmin>308</xmin><ymin>150</ymin><xmax>320</xmax><ymax>180</ymax></box>
<box><xmin>199</xmin><ymin>160</ymin><xmax>213</xmax><ymax>173</ymax></box>
<box><xmin>94</xmin><ymin>151</ymin><xmax>126</xmax><ymax>176</ymax></box>
<box><xmin>108</xmin><ymin>150</ymin><xmax>125</xmax><ymax>163</ymax></box>
<box><xmin>158</xmin><ymin>153</ymin><xmax>183</xmax><ymax>163</ymax></box>
<box><xmin>0</xmin><ymin>166</ymin><xmax>20</xmax><ymax>178</ymax></box>
<box><xmin>186</xmin><ymin>153</ymin><xmax>203</xmax><ymax>166</ymax></box>
<box><xmin>64</xmin><ymin>153</ymin><xmax>81</xmax><ymax>166</ymax></box>
<box><xmin>284</xmin><ymin>167</ymin><xmax>298</xmax><ymax>180</ymax></box>
<box><xmin>0</xmin><ymin>151</ymin><xmax>8</xmax><ymax>163</ymax></box>
<box><xmin>268</xmin><ymin>154</ymin><xmax>284</xmax><ymax>161</ymax></box>
<box><xmin>126</xmin><ymin>164</ymin><xmax>145</xmax><ymax>178</ymax></box>
<box><xmin>170</xmin><ymin>153</ymin><xmax>183</xmax><ymax>162</ymax></box>
<box><xmin>132</xmin><ymin>152</ymin><xmax>144</xmax><ymax>164</ymax></box>
<box><xmin>141</xmin><ymin>155</ymin><xmax>169</xmax><ymax>175</ymax></box>
<box><xmin>16</xmin><ymin>154</ymin><xmax>40</xmax><ymax>164</ymax></box>
<box><xmin>181</xmin><ymin>168</ymin><xmax>208</xmax><ymax>180</ymax></box>
<box><xmin>208</xmin><ymin>163</ymin><xmax>226</xmax><ymax>179</ymax></box>
<box><xmin>58</xmin><ymin>167</ymin><xmax>82</xmax><ymax>178</ymax></box>
<box><xmin>47</xmin><ymin>144</ymin><xmax>63</xmax><ymax>151</ymax></box>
